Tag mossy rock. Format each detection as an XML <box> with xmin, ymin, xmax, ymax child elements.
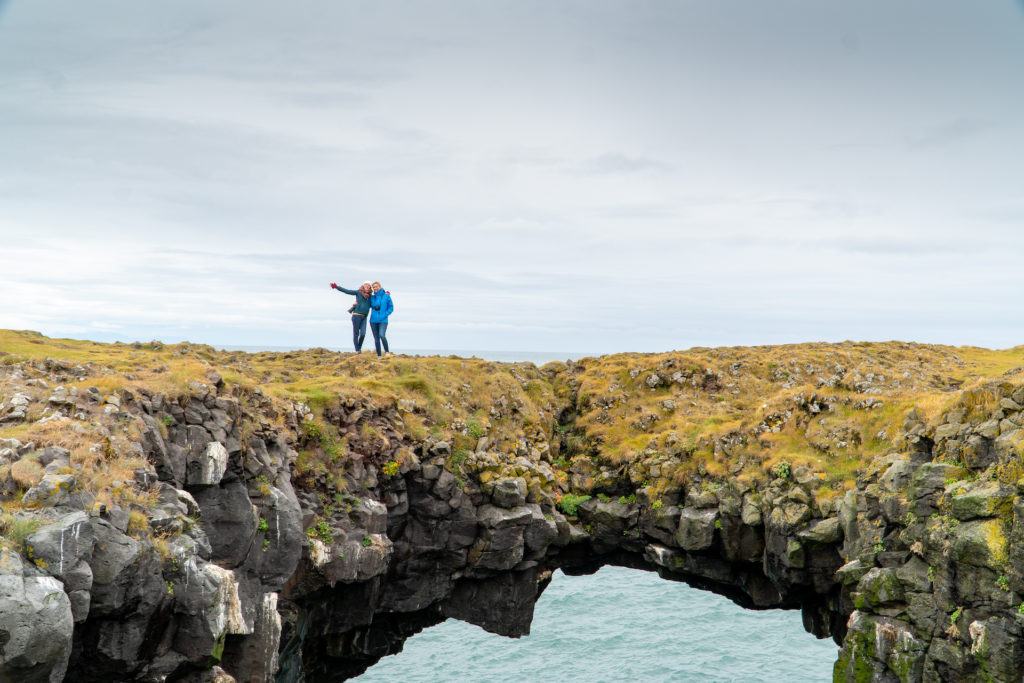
<box><xmin>951</xmin><ymin>518</ymin><xmax>1009</xmax><ymax>569</ymax></box>
<box><xmin>950</xmin><ymin>481</ymin><xmax>1014</xmax><ymax>521</ymax></box>
<box><xmin>834</xmin><ymin>612</ymin><xmax>880</xmax><ymax>683</ymax></box>
<box><xmin>855</xmin><ymin>567</ymin><xmax>905</xmax><ymax>608</ymax></box>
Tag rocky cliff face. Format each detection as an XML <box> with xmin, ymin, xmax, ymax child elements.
<box><xmin>2</xmin><ymin>332</ymin><xmax>1024</xmax><ymax>681</ymax></box>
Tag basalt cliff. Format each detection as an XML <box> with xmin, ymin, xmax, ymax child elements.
<box><xmin>2</xmin><ymin>330</ymin><xmax>1024</xmax><ymax>681</ymax></box>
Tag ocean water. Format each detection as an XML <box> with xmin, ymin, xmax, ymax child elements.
<box><xmin>356</xmin><ymin>566</ymin><xmax>837</xmax><ymax>682</ymax></box>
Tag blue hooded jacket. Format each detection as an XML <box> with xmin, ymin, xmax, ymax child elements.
<box><xmin>370</xmin><ymin>290</ymin><xmax>394</xmax><ymax>323</ymax></box>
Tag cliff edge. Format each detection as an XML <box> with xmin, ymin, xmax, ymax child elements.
<box><xmin>2</xmin><ymin>330</ymin><xmax>1024</xmax><ymax>681</ymax></box>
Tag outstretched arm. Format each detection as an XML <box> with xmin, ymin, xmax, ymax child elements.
<box><xmin>332</xmin><ymin>283</ymin><xmax>358</xmax><ymax>295</ymax></box>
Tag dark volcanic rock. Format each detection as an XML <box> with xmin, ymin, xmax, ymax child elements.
<box><xmin>192</xmin><ymin>481</ymin><xmax>258</xmax><ymax>568</ymax></box>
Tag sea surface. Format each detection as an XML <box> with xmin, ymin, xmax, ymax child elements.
<box><xmin>355</xmin><ymin>566</ymin><xmax>837</xmax><ymax>682</ymax></box>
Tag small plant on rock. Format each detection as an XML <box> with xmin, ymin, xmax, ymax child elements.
<box><xmin>997</xmin><ymin>575</ymin><xmax>1011</xmax><ymax>592</ymax></box>
<box><xmin>773</xmin><ymin>461</ymin><xmax>791</xmax><ymax>480</ymax></box>
<box><xmin>466</xmin><ymin>419</ymin><xmax>485</xmax><ymax>439</ymax></box>
<box><xmin>382</xmin><ymin>460</ymin><xmax>400</xmax><ymax>477</ymax></box>
<box><xmin>0</xmin><ymin>514</ymin><xmax>42</xmax><ymax>550</ymax></box>
<box><xmin>557</xmin><ymin>493</ymin><xmax>591</xmax><ymax>517</ymax></box>
<box><xmin>448</xmin><ymin>449</ymin><xmax>469</xmax><ymax>471</ymax></box>
<box><xmin>127</xmin><ymin>510</ymin><xmax>150</xmax><ymax>538</ymax></box>
<box><xmin>258</xmin><ymin>517</ymin><xmax>269</xmax><ymax>533</ymax></box>
<box><xmin>361</xmin><ymin>536</ymin><xmax>373</xmax><ymax>548</ymax></box>
<box><xmin>306</xmin><ymin>519</ymin><xmax>333</xmax><ymax>544</ymax></box>
<box><xmin>255</xmin><ymin>475</ymin><xmax>272</xmax><ymax>497</ymax></box>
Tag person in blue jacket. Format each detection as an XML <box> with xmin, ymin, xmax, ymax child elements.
<box><xmin>330</xmin><ymin>280</ymin><xmax>372</xmax><ymax>352</ymax></box>
<box><xmin>369</xmin><ymin>281</ymin><xmax>394</xmax><ymax>357</ymax></box>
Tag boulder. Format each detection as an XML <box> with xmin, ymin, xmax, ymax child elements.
<box><xmin>579</xmin><ymin>499</ymin><xmax>640</xmax><ymax>553</ymax></box>
<box><xmin>951</xmin><ymin>518</ymin><xmax>1009</xmax><ymax>569</ymax></box>
<box><xmin>675</xmin><ymin>507</ymin><xmax>717</xmax><ymax>551</ymax></box>
<box><xmin>641</xmin><ymin>504</ymin><xmax>681</xmax><ymax>545</ymax></box>
<box><xmin>187</xmin><ymin>441</ymin><xmax>229</xmax><ymax>487</ymax></box>
<box><xmin>0</xmin><ymin>550</ymin><xmax>73</xmax><ymax>682</ymax></box>
<box><xmin>21</xmin><ymin>474</ymin><xmax>78</xmax><ymax>508</ymax></box>
<box><xmin>192</xmin><ymin>481</ymin><xmax>258</xmax><ymax>568</ymax></box>
<box><xmin>895</xmin><ymin>556</ymin><xmax>932</xmax><ymax>594</ymax></box>
<box><xmin>835</xmin><ymin>559</ymin><xmax>870</xmax><ymax>586</ymax></box>
<box><xmin>255</xmin><ymin>486</ymin><xmax>304</xmax><ymax>589</ymax></box>
<box><xmin>855</xmin><ymin>567</ymin><xmax>905</xmax><ymax>608</ymax></box>
<box><xmin>950</xmin><ymin>480</ymin><xmax>1014</xmax><ymax>521</ymax></box>
<box><xmin>87</xmin><ymin>518</ymin><xmax>164</xmax><ymax>618</ymax></box>
<box><xmin>309</xmin><ymin>534</ymin><xmax>393</xmax><ymax>584</ymax></box>
<box><xmin>466</xmin><ymin>505</ymin><xmax>537</xmax><ymax>570</ymax></box>
<box><xmin>740</xmin><ymin>495</ymin><xmax>762</xmax><ymax>526</ymax></box>
<box><xmin>172</xmin><ymin>561</ymin><xmax>251</xmax><ymax>662</ymax></box>
<box><xmin>491</xmin><ymin>478</ymin><xmax>527</xmax><ymax>508</ymax></box>
<box><xmin>24</xmin><ymin>511</ymin><xmax>94</xmax><ymax>584</ymax></box>
<box><xmin>221</xmin><ymin>592</ymin><xmax>281</xmax><ymax>682</ymax></box>
<box><xmin>834</xmin><ymin>612</ymin><xmax>925</xmax><ymax>682</ymax></box>
<box><xmin>523</xmin><ymin>506</ymin><xmax>558</xmax><ymax>555</ymax></box>
<box><xmin>796</xmin><ymin>517</ymin><xmax>842</xmax><ymax>545</ymax></box>
<box><xmin>768</xmin><ymin>499</ymin><xmax>811</xmax><ymax>530</ymax></box>
<box><xmin>36</xmin><ymin>447</ymin><xmax>69</xmax><ymax>469</ymax></box>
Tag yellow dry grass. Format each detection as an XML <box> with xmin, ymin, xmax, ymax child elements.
<box><xmin>3</xmin><ymin>330</ymin><xmax>1024</xmax><ymax>505</ymax></box>
<box><xmin>9</xmin><ymin>458</ymin><xmax>43</xmax><ymax>488</ymax></box>
<box><xmin>563</xmin><ymin>340</ymin><xmax>1024</xmax><ymax>494</ymax></box>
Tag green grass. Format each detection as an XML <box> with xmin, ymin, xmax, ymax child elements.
<box><xmin>0</xmin><ymin>514</ymin><xmax>42</xmax><ymax>550</ymax></box>
<box><xmin>466</xmin><ymin>419</ymin><xmax>485</xmax><ymax>439</ymax></box>
<box><xmin>306</xmin><ymin>518</ymin><xmax>333</xmax><ymax>544</ymax></box>
<box><xmin>557</xmin><ymin>493</ymin><xmax>591</xmax><ymax>516</ymax></box>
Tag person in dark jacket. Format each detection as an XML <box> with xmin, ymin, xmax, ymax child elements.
<box><xmin>369</xmin><ymin>281</ymin><xmax>394</xmax><ymax>357</ymax></box>
<box><xmin>330</xmin><ymin>281</ymin><xmax>372</xmax><ymax>352</ymax></box>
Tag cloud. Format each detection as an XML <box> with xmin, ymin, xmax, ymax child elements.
<box><xmin>1</xmin><ymin>1</ymin><xmax>1023</xmax><ymax>352</ymax></box>
<box><xmin>575</xmin><ymin>153</ymin><xmax>673</xmax><ymax>175</ymax></box>
<box><xmin>905</xmin><ymin>117</ymin><xmax>994</xmax><ymax>149</ymax></box>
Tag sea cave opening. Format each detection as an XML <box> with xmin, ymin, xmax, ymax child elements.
<box><xmin>353</xmin><ymin>565</ymin><xmax>838</xmax><ymax>682</ymax></box>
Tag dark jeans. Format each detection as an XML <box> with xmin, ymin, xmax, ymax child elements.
<box><xmin>370</xmin><ymin>322</ymin><xmax>390</xmax><ymax>356</ymax></box>
<box><xmin>351</xmin><ymin>315</ymin><xmax>367</xmax><ymax>352</ymax></box>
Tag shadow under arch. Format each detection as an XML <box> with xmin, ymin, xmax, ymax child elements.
<box><xmin>277</xmin><ymin>535</ymin><xmax>846</xmax><ymax>683</ymax></box>
<box><xmin>353</xmin><ymin>561</ymin><xmax>838</xmax><ymax>682</ymax></box>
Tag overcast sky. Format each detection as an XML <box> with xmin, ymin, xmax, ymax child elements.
<box><xmin>1</xmin><ymin>1</ymin><xmax>1022</xmax><ymax>354</ymax></box>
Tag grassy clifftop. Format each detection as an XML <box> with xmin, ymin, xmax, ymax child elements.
<box><xmin>561</xmin><ymin>341</ymin><xmax>1024</xmax><ymax>500</ymax></box>
<box><xmin>3</xmin><ymin>329</ymin><xmax>1024</xmax><ymax>516</ymax></box>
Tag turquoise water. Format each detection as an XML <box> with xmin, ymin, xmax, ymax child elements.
<box><xmin>356</xmin><ymin>566</ymin><xmax>837</xmax><ymax>682</ymax></box>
